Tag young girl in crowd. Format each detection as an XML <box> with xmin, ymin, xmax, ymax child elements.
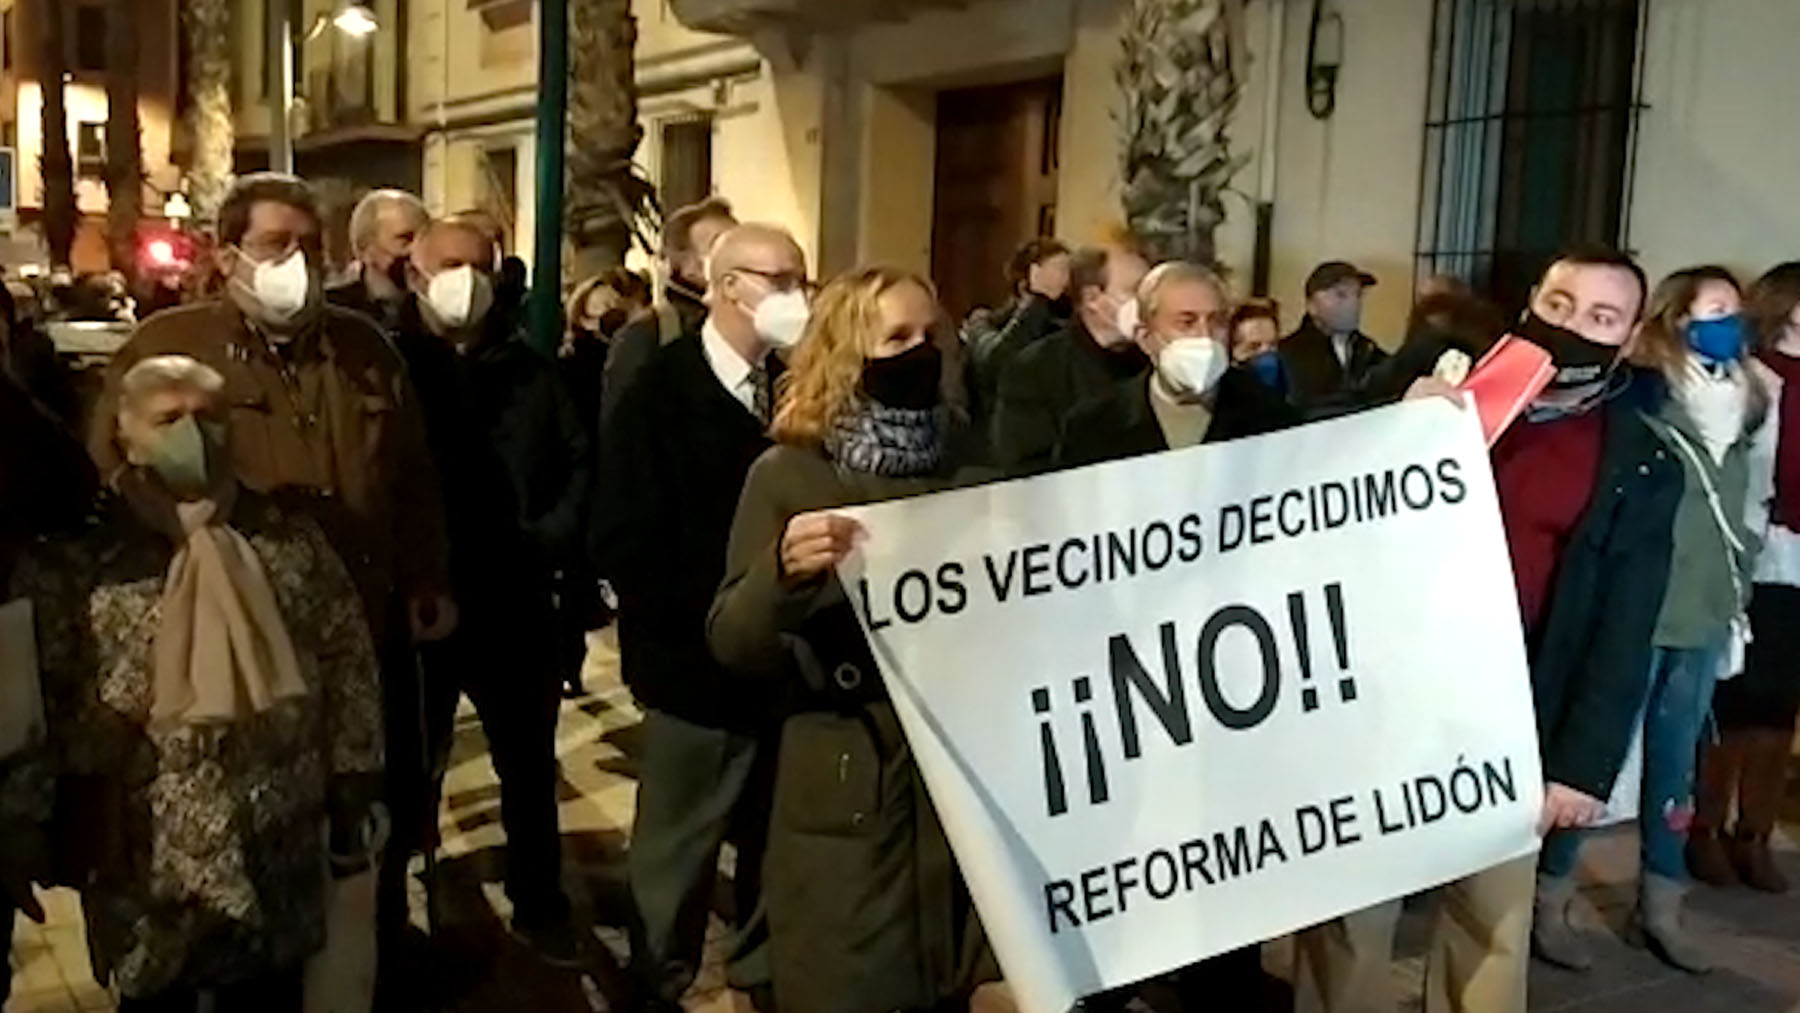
<box><xmin>1691</xmin><ymin>261</ymin><xmax>1800</xmax><ymax>897</ymax></box>
<box><xmin>708</xmin><ymin>266</ymin><xmax>999</xmax><ymax>1013</ymax></box>
<box><xmin>1532</xmin><ymin>266</ymin><xmax>1766</xmax><ymax>974</ymax></box>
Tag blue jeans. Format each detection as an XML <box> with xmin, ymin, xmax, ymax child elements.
<box><xmin>1541</xmin><ymin>640</ymin><xmax>1724</xmax><ymax>880</ymax></box>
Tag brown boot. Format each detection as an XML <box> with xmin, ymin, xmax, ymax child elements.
<box><xmin>1689</xmin><ymin>734</ymin><xmax>1747</xmax><ymax>887</ymax></box>
<box><xmin>1686</xmin><ymin>832</ymin><xmax>1737</xmax><ymax>887</ymax></box>
<box><xmin>1732</xmin><ymin>831</ymin><xmax>1788</xmax><ymax>893</ymax></box>
<box><xmin>1730</xmin><ymin>728</ymin><xmax>1792</xmax><ymax>894</ymax></box>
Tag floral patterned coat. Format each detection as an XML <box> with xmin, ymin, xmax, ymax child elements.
<box><xmin>7</xmin><ymin>493</ymin><xmax>383</xmax><ymax>998</ymax></box>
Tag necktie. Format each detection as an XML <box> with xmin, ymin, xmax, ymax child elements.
<box><xmin>749</xmin><ymin>363</ymin><xmax>771</xmax><ymax>424</ymax></box>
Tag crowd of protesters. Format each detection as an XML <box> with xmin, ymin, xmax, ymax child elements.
<box><xmin>2</xmin><ymin>166</ymin><xmax>1800</xmax><ymax>1013</ymax></box>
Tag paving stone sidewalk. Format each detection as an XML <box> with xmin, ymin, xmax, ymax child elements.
<box><xmin>12</xmin><ymin>630</ymin><xmax>1800</xmax><ymax>1011</ymax></box>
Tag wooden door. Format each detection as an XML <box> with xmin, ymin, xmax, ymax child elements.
<box><xmin>930</xmin><ymin>76</ymin><xmax>1062</xmax><ymax>324</ymax></box>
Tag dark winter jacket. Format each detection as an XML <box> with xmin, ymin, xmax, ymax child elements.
<box><xmin>395</xmin><ymin>299</ymin><xmax>590</xmax><ymax>632</ymax></box>
<box><xmin>1280</xmin><ymin>317</ymin><xmax>1389</xmax><ymax>407</ymax></box>
<box><xmin>598</xmin><ymin>286</ymin><xmax>708</xmax><ymax>431</ymax></box>
<box><xmin>595</xmin><ymin>323</ymin><xmax>783</xmax><ymax>730</ymax></box>
<box><xmin>1054</xmin><ymin>367</ymin><xmax>1300</xmax><ymax>468</ymax></box>
<box><xmin>0</xmin><ymin>368</ymin><xmax>95</xmax><ymax>595</ymax></box>
<box><xmin>990</xmin><ymin>318</ymin><xmax>1149</xmax><ymax>475</ymax></box>
<box><xmin>707</xmin><ymin>439</ymin><xmax>999</xmax><ymax>1013</ymax></box>
<box><xmin>560</xmin><ymin>337</ymin><xmax>609</xmax><ymax>447</ymax></box>
<box><xmin>324</xmin><ymin>272</ymin><xmax>406</xmax><ymax>335</ymax></box>
<box><xmin>965</xmin><ymin>293</ymin><xmax>1065</xmax><ymax>434</ymax></box>
<box><xmin>1528</xmin><ymin>370</ymin><xmax>1683</xmax><ymax>798</ymax></box>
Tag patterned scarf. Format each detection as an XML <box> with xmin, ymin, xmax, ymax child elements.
<box><xmin>1524</xmin><ymin>368</ymin><xmax>1628</xmax><ymax>424</ymax></box>
<box><xmin>825</xmin><ymin>401</ymin><xmax>947</xmax><ymax>478</ymax></box>
<box><xmin>123</xmin><ymin>474</ymin><xmax>309</xmax><ymax>727</ymax></box>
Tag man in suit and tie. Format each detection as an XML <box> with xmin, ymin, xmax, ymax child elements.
<box><xmin>1280</xmin><ymin>260</ymin><xmax>1389</xmax><ymax>407</ymax></box>
<box><xmin>594</xmin><ymin>223</ymin><xmax>810</xmax><ymax>1011</ymax></box>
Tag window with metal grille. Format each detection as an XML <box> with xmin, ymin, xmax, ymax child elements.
<box><xmin>659</xmin><ymin>117</ymin><xmax>714</xmax><ymax>215</ymax></box>
<box><xmin>1414</xmin><ymin>0</ymin><xmax>1647</xmax><ymax>314</ymax></box>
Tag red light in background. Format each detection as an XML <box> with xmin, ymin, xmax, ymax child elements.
<box><xmin>146</xmin><ymin>238</ymin><xmax>177</xmax><ymax>266</ymax></box>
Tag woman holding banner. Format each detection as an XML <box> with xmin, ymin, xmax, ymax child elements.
<box><xmin>708</xmin><ymin>266</ymin><xmax>1000</xmax><ymax>1013</ymax></box>
<box><xmin>1532</xmin><ymin>267</ymin><xmax>1767</xmax><ymax>974</ymax></box>
<box><xmin>1691</xmin><ymin>262</ymin><xmax>1800</xmax><ymax>899</ymax></box>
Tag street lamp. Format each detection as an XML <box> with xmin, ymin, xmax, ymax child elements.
<box><xmin>333</xmin><ymin>4</ymin><xmax>380</xmax><ymax>36</ymax></box>
<box><xmin>306</xmin><ymin>3</ymin><xmax>379</xmax><ymax>41</ymax></box>
<box><xmin>271</xmin><ymin>2</ymin><xmax>383</xmax><ymax>173</ymax></box>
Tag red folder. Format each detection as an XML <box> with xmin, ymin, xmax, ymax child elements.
<box><xmin>1459</xmin><ymin>336</ymin><xmax>1555</xmax><ymax>446</ymax></box>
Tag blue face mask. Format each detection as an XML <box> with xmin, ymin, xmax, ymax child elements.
<box><xmin>1687</xmin><ymin>314</ymin><xmax>1746</xmax><ymax>363</ymax></box>
<box><xmin>1247</xmin><ymin>350</ymin><xmax>1285</xmax><ymax>390</ymax></box>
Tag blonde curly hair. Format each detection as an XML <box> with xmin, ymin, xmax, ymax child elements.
<box><xmin>770</xmin><ymin>265</ymin><xmax>965</xmax><ymax>447</ymax></box>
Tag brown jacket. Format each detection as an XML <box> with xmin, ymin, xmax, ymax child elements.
<box><xmin>88</xmin><ymin>300</ymin><xmax>450</xmax><ymax>637</ymax></box>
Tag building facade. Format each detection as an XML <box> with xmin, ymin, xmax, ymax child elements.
<box><xmin>0</xmin><ymin>0</ymin><xmax>183</xmax><ymax>272</ymax></box>
<box><xmin>404</xmin><ymin>0</ymin><xmax>777</xmax><ymax>264</ymax></box>
<box><xmin>646</xmin><ymin>0</ymin><xmax>1800</xmax><ymax>337</ymax></box>
<box><xmin>5</xmin><ymin>0</ymin><xmax>1796</xmax><ymax>334</ymax></box>
<box><xmin>393</xmin><ymin>0</ymin><xmax>1800</xmax><ymax>340</ymax></box>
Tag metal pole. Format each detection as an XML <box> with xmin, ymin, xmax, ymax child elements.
<box><xmin>528</xmin><ymin>0</ymin><xmax>568</xmax><ymax>355</ymax></box>
<box><xmin>267</xmin><ymin>0</ymin><xmax>295</xmax><ymax>174</ymax></box>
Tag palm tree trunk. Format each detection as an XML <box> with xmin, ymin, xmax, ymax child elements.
<box><xmin>38</xmin><ymin>0</ymin><xmax>76</xmax><ymax>268</ymax></box>
<box><xmin>182</xmin><ymin>0</ymin><xmax>235</xmax><ymax>225</ymax></box>
<box><xmin>1117</xmin><ymin>0</ymin><xmax>1247</xmax><ymax>266</ymax></box>
<box><xmin>106</xmin><ymin>0</ymin><xmax>142</xmax><ymax>280</ymax></box>
<box><xmin>565</xmin><ymin>0</ymin><xmax>658</xmax><ymax>278</ymax></box>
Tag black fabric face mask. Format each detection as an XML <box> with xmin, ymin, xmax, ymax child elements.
<box><xmin>862</xmin><ymin>341</ymin><xmax>944</xmax><ymax>411</ymax></box>
<box><xmin>1516</xmin><ymin>309</ymin><xmax>1621</xmax><ymax>389</ymax></box>
<box><xmin>598</xmin><ymin>307</ymin><xmax>630</xmax><ymax>335</ymax></box>
<box><xmin>1047</xmin><ymin>295</ymin><xmax>1075</xmax><ymax>320</ymax></box>
<box><xmin>384</xmin><ymin>257</ymin><xmax>410</xmax><ymax>291</ymax></box>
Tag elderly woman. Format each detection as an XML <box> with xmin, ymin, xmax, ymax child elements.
<box><xmin>9</xmin><ymin>354</ymin><xmax>383</xmax><ymax>1011</ymax></box>
<box><xmin>708</xmin><ymin>265</ymin><xmax>998</xmax><ymax>1013</ymax></box>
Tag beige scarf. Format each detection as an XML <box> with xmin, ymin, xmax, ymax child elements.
<box><xmin>148</xmin><ymin>490</ymin><xmax>309</xmax><ymax>726</ymax></box>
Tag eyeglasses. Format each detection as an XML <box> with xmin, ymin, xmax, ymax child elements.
<box><xmin>731</xmin><ymin>267</ymin><xmax>812</xmax><ymax>295</ymax></box>
<box><xmin>237</xmin><ymin>232</ymin><xmax>323</xmax><ymax>263</ymax></box>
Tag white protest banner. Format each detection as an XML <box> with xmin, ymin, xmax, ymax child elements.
<box><xmin>836</xmin><ymin>399</ymin><xmax>1543</xmax><ymax>1013</ymax></box>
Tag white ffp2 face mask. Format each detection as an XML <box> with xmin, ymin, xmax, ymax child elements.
<box><xmin>424</xmin><ymin>265</ymin><xmax>495</xmax><ymax>331</ymax></box>
<box><xmin>752</xmin><ymin>289</ymin><xmax>811</xmax><ymax>350</ymax></box>
<box><xmin>1156</xmin><ymin>336</ymin><xmax>1229</xmax><ymax>399</ymax></box>
<box><xmin>238</xmin><ymin>247</ymin><xmax>315</xmax><ymax>325</ymax></box>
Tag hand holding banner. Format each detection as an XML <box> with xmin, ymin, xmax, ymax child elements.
<box><xmin>837</xmin><ymin>400</ymin><xmax>1543</xmax><ymax>1013</ymax></box>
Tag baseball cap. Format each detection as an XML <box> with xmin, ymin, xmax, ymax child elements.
<box><xmin>1305</xmin><ymin>261</ymin><xmax>1378</xmax><ymax>296</ymax></box>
